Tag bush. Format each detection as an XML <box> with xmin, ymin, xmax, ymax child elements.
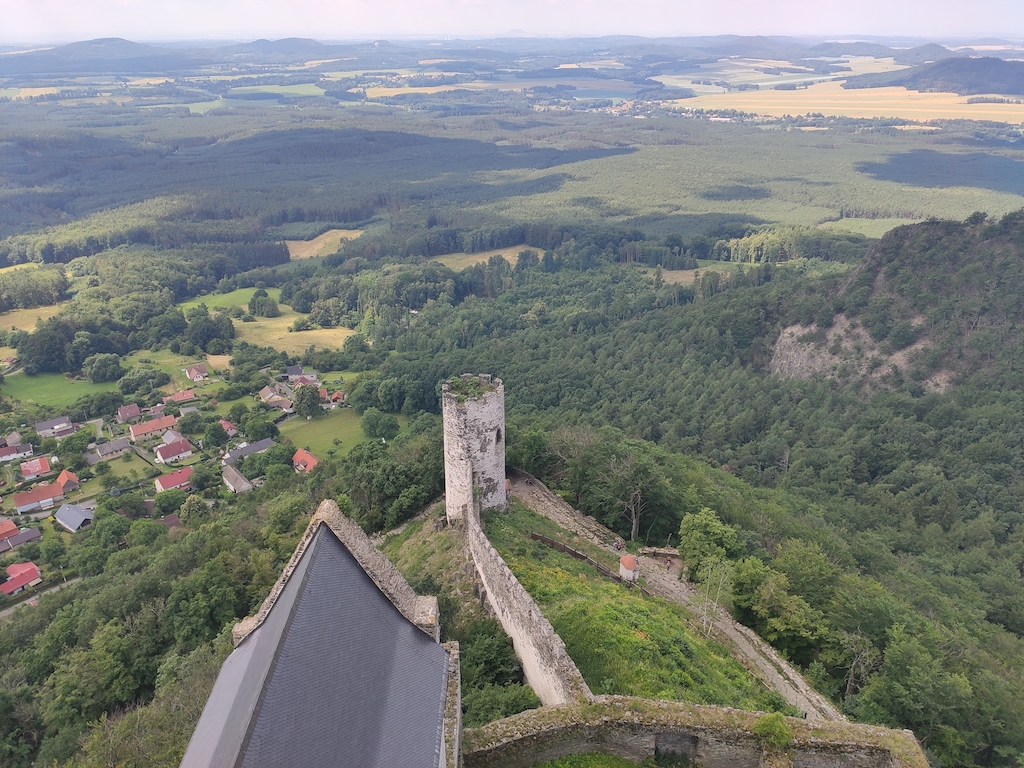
<box><xmin>752</xmin><ymin>712</ymin><xmax>794</xmax><ymax>748</ymax></box>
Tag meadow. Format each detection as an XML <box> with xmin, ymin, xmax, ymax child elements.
<box><xmin>285</xmin><ymin>228</ymin><xmax>363</xmax><ymax>259</ymax></box>
<box><xmin>0</xmin><ymin>303</ymin><xmax>67</xmax><ymax>332</ymax></box>
<box><xmin>0</xmin><ymin>371</ymin><xmax>117</xmax><ymax>407</ymax></box>
<box><xmin>278</xmin><ymin>408</ymin><xmax>367</xmax><ymax>458</ymax></box>
<box><xmin>431</xmin><ymin>245</ymin><xmax>528</xmax><ymax>271</ymax></box>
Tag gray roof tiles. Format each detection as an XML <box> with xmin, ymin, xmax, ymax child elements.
<box><xmin>181</xmin><ymin>523</ymin><xmax>449</xmax><ymax>768</ymax></box>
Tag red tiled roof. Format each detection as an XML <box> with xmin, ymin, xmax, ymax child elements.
<box><xmin>56</xmin><ymin>469</ymin><xmax>78</xmax><ymax>489</ymax></box>
<box><xmin>155</xmin><ymin>465</ymin><xmax>193</xmax><ymax>492</ymax></box>
<box><xmin>0</xmin><ymin>561</ymin><xmax>41</xmax><ymax>596</ymax></box>
<box><xmin>619</xmin><ymin>554</ymin><xmax>638</xmax><ymax>571</ymax></box>
<box><xmin>163</xmin><ymin>390</ymin><xmax>197</xmax><ymax>404</ymax></box>
<box><xmin>20</xmin><ymin>457</ymin><xmax>50</xmax><ymax>476</ymax></box>
<box><xmin>156</xmin><ymin>439</ymin><xmax>193</xmax><ymax>462</ymax></box>
<box><xmin>12</xmin><ymin>483</ymin><xmax>64</xmax><ymax>508</ymax></box>
<box><xmin>292</xmin><ymin>448</ymin><xmax>319</xmax><ymax>473</ymax></box>
<box><xmin>0</xmin><ymin>519</ymin><xmax>17</xmax><ymax>542</ymax></box>
<box><xmin>117</xmin><ymin>404</ymin><xmax>142</xmax><ymax>420</ymax></box>
<box><xmin>131</xmin><ymin>415</ymin><xmax>178</xmax><ymax>440</ymax></box>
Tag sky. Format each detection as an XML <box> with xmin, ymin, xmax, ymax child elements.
<box><xmin>2</xmin><ymin>0</ymin><xmax>1023</xmax><ymax>46</ymax></box>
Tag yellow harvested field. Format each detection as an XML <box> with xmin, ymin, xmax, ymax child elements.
<box><xmin>0</xmin><ymin>303</ymin><xmax>67</xmax><ymax>331</ymax></box>
<box><xmin>431</xmin><ymin>246</ymin><xmax>534</xmax><ymax>271</ymax></box>
<box><xmin>9</xmin><ymin>87</ymin><xmax>58</xmax><ymax>98</ymax></box>
<box><xmin>676</xmin><ymin>80</ymin><xmax>1024</xmax><ymax>123</ymax></box>
<box><xmin>205</xmin><ymin>354</ymin><xmax>232</xmax><ymax>371</ymax></box>
<box><xmin>649</xmin><ymin>264</ymin><xmax>738</xmax><ymax>285</ymax></box>
<box><xmin>286</xmin><ymin>229</ymin><xmax>363</xmax><ymax>259</ymax></box>
<box><xmin>0</xmin><ymin>263</ymin><xmax>40</xmax><ymax>273</ymax></box>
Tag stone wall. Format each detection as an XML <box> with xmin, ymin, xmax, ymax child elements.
<box><xmin>462</xmin><ymin>698</ymin><xmax>927</xmax><ymax>768</ymax></box>
<box><xmin>464</xmin><ymin>503</ymin><xmax>591</xmax><ymax>707</ymax></box>
<box><xmin>442</xmin><ymin>374</ymin><xmax>506</xmax><ymax>525</ymax></box>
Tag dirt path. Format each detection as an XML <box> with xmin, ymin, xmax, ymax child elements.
<box><xmin>508</xmin><ymin>471</ymin><xmax>844</xmax><ymax>722</ymax></box>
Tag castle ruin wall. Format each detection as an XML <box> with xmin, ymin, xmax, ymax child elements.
<box><xmin>442</xmin><ymin>375</ymin><xmax>506</xmax><ymax>525</ymax></box>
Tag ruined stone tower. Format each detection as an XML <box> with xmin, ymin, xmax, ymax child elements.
<box><xmin>442</xmin><ymin>374</ymin><xmax>506</xmax><ymax>525</ymax></box>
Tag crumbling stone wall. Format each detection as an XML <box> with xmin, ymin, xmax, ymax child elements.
<box><xmin>442</xmin><ymin>374</ymin><xmax>506</xmax><ymax>525</ymax></box>
<box><xmin>465</xmin><ymin>503</ymin><xmax>591</xmax><ymax>707</ymax></box>
<box><xmin>462</xmin><ymin>698</ymin><xmax>926</xmax><ymax>768</ymax></box>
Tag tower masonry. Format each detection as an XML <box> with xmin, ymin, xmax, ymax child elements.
<box><xmin>442</xmin><ymin>374</ymin><xmax>506</xmax><ymax>525</ymax></box>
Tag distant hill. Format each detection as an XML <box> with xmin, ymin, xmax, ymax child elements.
<box><xmin>808</xmin><ymin>41</ymin><xmax>894</xmax><ymax>57</ymax></box>
<box><xmin>842</xmin><ymin>56</ymin><xmax>1024</xmax><ymax>96</ymax></box>
<box><xmin>0</xmin><ymin>37</ymin><xmax>198</xmax><ymax>75</ymax></box>
<box><xmin>892</xmin><ymin>43</ymin><xmax>962</xmax><ymax>65</ymax></box>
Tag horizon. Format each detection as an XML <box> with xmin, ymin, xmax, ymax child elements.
<box><xmin>2</xmin><ymin>0</ymin><xmax>1023</xmax><ymax>48</ymax></box>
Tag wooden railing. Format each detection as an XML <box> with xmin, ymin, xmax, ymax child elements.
<box><xmin>529</xmin><ymin>532</ymin><xmax>654</xmax><ymax>597</ymax></box>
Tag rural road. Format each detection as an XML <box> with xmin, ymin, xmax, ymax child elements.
<box><xmin>0</xmin><ymin>577</ymin><xmax>82</xmax><ymax>621</ymax></box>
<box><xmin>508</xmin><ymin>470</ymin><xmax>845</xmax><ymax>722</ymax></box>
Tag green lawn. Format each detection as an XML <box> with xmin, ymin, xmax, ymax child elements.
<box><xmin>178</xmin><ymin>288</ymin><xmax>281</xmax><ymax>313</ymax></box>
<box><xmin>76</xmin><ymin>453</ymin><xmax>152</xmax><ymax>499</ymax></box>
<box><xmin>1</xmin><ymin>372</ymin><xmax>118</xmax><ymax>407</ymax></box>
<box><xmin>278</xmin><ymin>409</ymin><xmax>367</xmax><ymax>458</ymax></box>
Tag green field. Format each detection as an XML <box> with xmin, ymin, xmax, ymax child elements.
<box><xmin>0</xmin><ymin>371</ymin><xmax>117</xmax><ymax>407</ymax></box>
<box><xmin>486</xmin><ymin>503</ymin><xmax>775</xmax><ymax>710</ymax></box>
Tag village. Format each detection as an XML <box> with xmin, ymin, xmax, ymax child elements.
<box><xmin>0</xmin><ymin>361</ymin><xmax>341</xmax><ymax>602</ymax></box>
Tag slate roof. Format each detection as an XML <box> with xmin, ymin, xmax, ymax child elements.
<box><xmin>95</xmin><ymin>437</ymin><xmax>131</xmax><ymax>458</ymax></box>
<box><xmin>35</xmin><ymin>416</ymin><xmax>71</xmax><ymax>433</ymax></box>
<box><xmin>54</xmin><ymin>503</ymin><xmax>94</xmax><ymax>532</ymax></box>
<box><xmin>181</xmin><ymin>522</ymin><xmax>449</xmax><ymax>768</ymax></box>
<box><xmin>0</xmin><ymin>527</ymin><xmax>42</xmax><ymax>552</ymax></box>
<box><xmin>222</xmin><ymin>438</ymin><xmax>276</xmax><ymax>466</ymax></box>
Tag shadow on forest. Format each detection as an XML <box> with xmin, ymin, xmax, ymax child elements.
<box><xmin>856</xmin><ymin>150</ymin><xmax>1024</xmax><ymax>195</ymax></box>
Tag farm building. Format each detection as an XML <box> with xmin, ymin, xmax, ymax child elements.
<box><xmin>222</xmin><ymin>465</ymin><xmax>253</xmax><ymax>494</ymax></box>
<box><xmin>54</xmin><ymin>504</ymin><xmax>94</xmax><ymax>533</ymax></box>
<box><xmin>0</xmin><ymin>561</ymin><xmax>42</xmax><ymax>596</ymax></box>
<box><xmin>19</xmin><ymin>456</ymin><xmax>50</xmax><ymax>480</ymax></box>
<box><xmin>13</xmin><ymin>484</ymin><xmax>64</xmax><ymax>513</ymax></box>
<box><xmin>155</xmin><ymin>439</ymin><xmax>194</xmax><ymax>464</ymax></box>
<box><xmin>185</xmin><ymin>364</ymin><xmax>209</xmax><ymax>382</ymax></box>
<box><xmin>292</xmin><ymin>448</ymin><xmax>319</xmax><ymax>474</ymax></box>
<box><xmin>130</xmin><ymin>415</ymin><xmax>178</xmax><ymax>442</ymax></box>
<box><xmin>156</xmin><ymin>466</ymin><xmax>193</xmax><ymax>493</ymax></box>
<box><xmin>116</xmin><ymin>404</ymin><xmax>142</xmax><ymax>423</ymax></box>
<box><xmin>0</xmin><ymin>527</ymin><xmax>42</xmax><ymax>553</ymax></box>
<box><xmin>89</xmin><ymin>437</ymin><xmax>131</xmax><ymax>463</ymax></box>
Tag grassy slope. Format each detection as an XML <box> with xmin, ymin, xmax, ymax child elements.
<box><xmin>485</xmin><ymin>503</ymin><xmax>772</xmax><ymax>709</ymax></box>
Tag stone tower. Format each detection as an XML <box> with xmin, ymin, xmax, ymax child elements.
<box><xmin>442</xmin><ymin>374</ymin><xmax>506</xmax><ymax>525</ymax></box>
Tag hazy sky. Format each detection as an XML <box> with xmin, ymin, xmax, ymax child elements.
<box><xmin>2</xmin><ymin>0</ymin><xmax>1023</xmax><ymax>45</ymax></box>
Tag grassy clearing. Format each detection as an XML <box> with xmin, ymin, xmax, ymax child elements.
<box><xmin>285</xmin><ymin>229</ymin><xmax>363</xmax><ymax>259</ymax></box>
<box><xmin>0</xmin><ymin>303</ymin><xmax>67</xmax><ymax>331</ymax></box>
<box><xmin>818</xmin><ymin>218</ymin><xmax>917</xmax><ymax>238</ymax></box>
<box><xmin>278</xmin><ymin>409</ymin><xmax>366</xmax><ymax>457</ymax></box>
<box><xmin>1</xmin><ymin>372</ymin><xmax>116</xmax><ymax>407</ymax></box>
<box><xmin>675</xmin><ymin>80</ymin><xmax>1024</xmax><ymax>122</ymax></box>
<box><xmin>638</xmin><ymin>260</ymin><xmax>746</xmax><ymax>286</ymax></box>
<box><xmin>431</xmin><ymin>246</ymin><xmax>531</xmax><ymax>271</ymax></box>
<box><xmin>0</xmin><ymin>263</ymin><xmax>40</xmax><ymax>274</ymax></box>
<box><xmin>76</xmin><ymin>453</ymin><xmax>152</xmax><ymax>499</ymax></box>
<box><xmin>486</xmin><ymin>503</ymin><xmax>773</xmax><ymax>709</ymax></box>
<box><xmin>179</xmin><ymin>288</ymin><xmax>354</xmax><ymax>355</ymax></box>
<box><xmin>528</xmin><ymin>756</ymin><xmax>641</xmax><ymax>768</ymax></box>
<box><xmin>121</xmin><ymin>349</ymin><xmax>212</xmax><ymax>391</ymax></box>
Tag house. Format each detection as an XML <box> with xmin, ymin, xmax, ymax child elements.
<box><xmin>5</xmin><ymin>431</ymin><xmax>22</xmax><ymax>448</ymax></box>
<box><xmin>0</xmin><ymin>444</ymin><xmax>33</xmax><ymax>464</ymax></box>
<box><xmin>0</xmin><ymin>527</ymin><xmax>42</xmax><ymax>553</ymax></box>
<box><xmin>155</xmin><ymin>466</ymin><xmax>193</xmax><ymax>493</ymax></box>
<box><xmin>155</xmin><ymin>439</ymin><xmax>193</xmax><ymax>464</ymax></box>
<box><xmin>284</xmin><ymin>364</ymin><xmax>305</xmax><ymax>381</ymax></box>
<box><xmin>292</xmin><ymin>448</ymin><xmax>319</xmax><ymax>474</ymax></box>
<box><xmin>0</xmin><ymin>518</ymin><xmax>18</xmax><ymax>542</ymax></box>
<box><xmin>116</xmin><ymin>404</ymin><xmax>143</xmax><ymax>424</ymax></box>
<box><xmin>219</xmin><ymin>419</ymin><xmax>238</xmax><ymax>438</ymax></box>
<box><xmin>12</xmin><ymin>484</ymin><xmax>64</xmax><ymax>513</ymax></box>
<box><xmin>185</xmin><ymin>364</ymin><xmax>209</xmax><ymax>382</ymax></box>
<box><xmin>130</xmin><ymin>415</ymin><xmax>178</xmax><ymax>442</ymax></box>
<box><xmin>1</xmin><ymin>356</ymin><xmax>18</xmax><ymax>368</ymax></box>
<box><xmin>259</xmin><ymin>382</ymin><xmax>294</xmax><ymax>404</ymax></box>
<box><xmin>619</xmin><ymin>554</ymin><xmax>639</xmax><ymax>583</ymax></box>
<box><xmin>163</xmin><ymin>390</ymin><xmax>198</xmax><ymax>405</ymax></box>
<box><xmin>293</xmin><ymin>375</ymin><xmax>319</xmax><ymax>388</ymax></box>
<box><xmin>318</xmin><ymin>387</ymin><xmax>329</xmax><ymax>402</ymax></box>
<box><xmin>330</xmin><ymin>391</ymin><xmax>346</xmax><ymax>405</ymax></box>
<box><xmin>35</xmin><ymin>415</ymin><xmax>73</xmax><ymax>438</ymax></box>
<box><xmin>55</xmin><ymin>469</ymin><xmax>79</xmax><ymax>494</ymax></box>
<box><xmin>159</xmin><ymin>513</ymin><xmax>182</xmax><ymax>529</ymax></box>
<box><xmin>19</xmin><ymin>456</ymin><xmax>51</xmax><ymax>480</ymax></box>
<box><xmin>222</xmin><ymin>438</ymin><xmax>276</xmax><ymax>466</ymax></box>
<box><xmin>222</xmin><ymin>465</ymin><xmax>253</xmax><ymax>494</ymax></box>
<box><xmin>267</xmin><ymin>398</ymin><xmax>293</xmax><ymax>413</ymax></box>
<box><xmin>54</xmin><ymin>503</ymin><xmax>94</xmax><ymax>533</ymax></box>
<box><xmin>179</xmin><ymin>505</ymin><xmax>455</xmax><ymax>768</ymax></box>
<box><xmin>0</xmin><ymin>561</ymin><xmax>43</xmax><ymax>596</ymax></box>
<box><xmin>90</xmin><ymin>437</ymin><xmax>131</xmax><ymax>463</ymax></box>
<box><xmin>162</xmin><ymin>429</ymin><xmax>185</xmax><ymax>445</ymax></box>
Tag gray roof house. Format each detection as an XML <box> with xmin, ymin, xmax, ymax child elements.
<box><xmin>54</xmin><ymin>503</ymin><xmax>94</xmax><ymax>533</ymax></box>
<box><xmin>0</xmin><ymin>527</ymin><xmax>42</xmax><ymax>553</ymax></box>
<box><xmin>180</xmin><ymin>501</ymin><xmax>459</xmax><ymax>768</ymax></box>
<box><xmin>222</xmin><ymin>465</ymin><xmax>253</xmax><ymax>494</ymax></box>
<box><xmin>221</xmin><ymin>438</ymin><xmax>276</xmax><ymax>466</ymax></box>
